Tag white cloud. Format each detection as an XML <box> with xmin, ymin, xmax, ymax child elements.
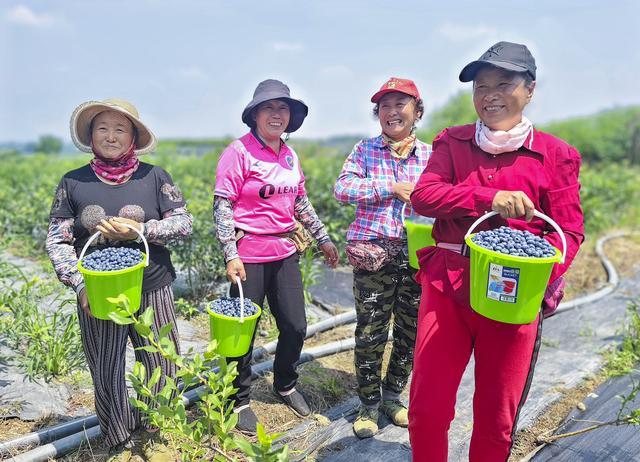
<box><xmin>437</xmin><ymin>23</ymin><xmax>497</xmax><ymax>42</ymax></box>
<box><xmin>6</xmin><ymin>5</ymin><xmax>54</xmax><ymax>27</ymax></box>
<box><xmin>270</xmin><ymin>41</ymin><xmax>304</xmax><ymax>52</ymax></box>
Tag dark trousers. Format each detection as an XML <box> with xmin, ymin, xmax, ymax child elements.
<box><xmin>228</xmin><ymin>253</ymin><xmax>307</xmax><ymax>407</ymax></box>
<box><xmin>78</xmin><ymin>285</ymin><xmax>180</xmax><ymax>448</ymax></box>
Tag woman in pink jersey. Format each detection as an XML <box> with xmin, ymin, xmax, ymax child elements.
<box><xmin>213</xmin><ymin>79</ymin><xmax>339</xmax><ymax>434</ymax></box>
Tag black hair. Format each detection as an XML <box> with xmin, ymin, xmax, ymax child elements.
<box><xmin>372</xmin><ymin>97</ymin><xmax>424</xmax><ymax>121</ymax></box>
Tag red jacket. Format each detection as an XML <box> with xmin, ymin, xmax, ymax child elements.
<box><xmin>411</xmin><ymin>123</ymin><xmax>584</xmax><ymax>306</ymax></box>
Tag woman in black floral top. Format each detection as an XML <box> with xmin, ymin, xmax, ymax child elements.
<box><xmin>46</xmin><ymin>98</ymin><xmax>191</xmax><ymax>460</ymax></box>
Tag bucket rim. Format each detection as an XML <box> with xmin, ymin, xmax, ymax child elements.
<box><xmin>207</xmin><ymin>303</ymin><xmax>262</xmax><ymax>322</ymax></box>
<box><xmin>404</xmin><ymin>219</ymin><xmax>434</xmax><ymax>228</ymax></box>
<box><xmin>465</xmin><ymin>234</ymin><xmax>561</xmax><ymax>264</ymax></box>
<box><xmin>77</xmin><ymin>253</ymin><xmax>147</xmax><ymax>276</ymax></box>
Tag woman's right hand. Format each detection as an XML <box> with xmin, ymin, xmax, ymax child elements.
<box><xmin>392</xmin><ymin>182</ymin><xmax>415</xmax><ymax>203</ymax></box>
<box><xmin>226</xmin><ymin>258</ymin><xmax>246</xmax><ymax>284</ymax></box>
<box><xmin>78</xmin><ymin>288</ymin><xmax>92</xmax><ymax>318</ymax></box>
<box><xmin>492</xmin><ymin>190</ymin><xmax>535</xmax><ymax>221</ymax></box>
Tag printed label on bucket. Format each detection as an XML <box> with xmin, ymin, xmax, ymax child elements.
<box><xmin>486</xmin><ymin>263</ymin><xmax>520</xmax><ymax>303</ymax></box>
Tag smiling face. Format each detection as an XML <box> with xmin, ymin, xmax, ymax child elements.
<box><xmin>472</xmin><ymin>66</ymin><xmax>535</xmax><ymax>131</ymax></box>
<box><xmin>90</xmin><ymin>110</ymin><xmax>135</xmax><ymax>160</ymax></box>
<box><xmin>377</xmin><ymin>92</ymin><xmax>421</xmax><ymax>141</ymax></box>
<box><xmin>253</xmin><ymin>99</ymin><xmax>291</xmax><ymax>145</ymax></box>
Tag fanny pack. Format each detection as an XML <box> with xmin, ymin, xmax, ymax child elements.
<box><xmin>345</xmin><ymin>240</ymin><xmax>394</xmax><ymax>272</ymax></box>
<box><xmin>236</xmin><ymin>220</ymin><xmax>313</xmax><ymax>254</ymax></box>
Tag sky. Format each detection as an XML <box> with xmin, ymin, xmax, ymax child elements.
<box><xmin>2</xmin><ymin>0</ymin><xmax>639</xmax><ymax>143</ymax></box>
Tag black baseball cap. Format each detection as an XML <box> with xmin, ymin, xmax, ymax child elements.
<box><xmin>459</xmin><ymin>41</ymin><xmax>536</xmax><ymax>82</ymax></box>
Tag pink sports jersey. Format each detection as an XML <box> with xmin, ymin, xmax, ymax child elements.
<box><xmin>215</xmin><ymin>132</ymin><xmax>306</xmax><ymax>263</ymax></box>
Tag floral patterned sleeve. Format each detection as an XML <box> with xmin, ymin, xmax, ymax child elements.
<box><xmin>213</xmin><ymin>196</ymin><xmax>239</xmax><ymax>263</ymax></box>
<box><xmin>45</xmin><ymin>217</ymin><xmax>84</xmax><ymax>294</ymax></box>
<box><xmin>294</xmin><ymin>195</ymin><xmax>331</xmax><ymax>245</ymax></box>
<box><xmin>144</xmin><ymin>206</ymin><xmax>193</xmax><ymax>246</ymax></box>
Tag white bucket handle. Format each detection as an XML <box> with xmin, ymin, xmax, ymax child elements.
<box><xmin>400</xmin><ymin>202</ymin><xmax>410</xmax><ymax>227</ymax></box>
<box><xmin>235</xmin><ymin>275</ymin><xmax>245</xmax><ymax>323</ymax></box>
<box><xmin>463</xmin><ymin>210</ymin><xmax>566</xmax><ymax>264</ymax></box>
<box><xmin>79</xmin><ymin>223</ymin><xmax>150</xmax><ymax>267</ymax></box>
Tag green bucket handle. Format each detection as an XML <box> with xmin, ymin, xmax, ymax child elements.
<box><xmin>463</xmin><ymin>210</ymin><xmax>566</xmax><ymax>264</ymax></box>
<box><xmin>79</xmin><ymin>223</ymin><xmax>150</xmax><ymax>267</ymax></box>
<box><xmin>235</xmin><ymin>275</ymin><xmax>248</xmax><ymax>324</ymax></box>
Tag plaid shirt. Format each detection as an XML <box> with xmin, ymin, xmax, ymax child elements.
<box><xmin>334</xmin><ymin>135</ymin><xmax>431</xmax><ymax>240</ymax></box>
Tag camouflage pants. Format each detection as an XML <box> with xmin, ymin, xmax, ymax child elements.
<box><xmin>353</xmin><ymin>252</ymin><xmax>421</xmax><ymax>405</ymax></box>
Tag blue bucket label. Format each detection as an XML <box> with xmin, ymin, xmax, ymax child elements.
<box><xmin>487</xmin><ymin>263</ymin><xmax>520</xmax><ymax>303</ymax></box>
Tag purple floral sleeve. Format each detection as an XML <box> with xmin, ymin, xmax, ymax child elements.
<box><xmin>144</xmin><ymin>206</ymin><xmax>193</xmax><ymax>246</ymax></box>
<box><xmin>294</xmin><ymin>195</ymin><xmax>331</xmax><ymax>245</ymax></box>
<box><xmin>45</xmin><ymin>217</ymin><xmax>84</xmax><ymax>293</ymax></box>
<box><xmin>213</xmin><ymin>196</ymin><xmax>239</xmax><ymax>263</ymax></box>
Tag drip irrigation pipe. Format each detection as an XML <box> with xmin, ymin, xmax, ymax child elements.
<box><xmin>554</xmin><ymin>232</ymin><xmax>626</xmax><ymax>315</ymax></box>
<box><xmin>251</xmin><ymin>310</ymin><xmax>356</xmax><ymax>361</ymax></box>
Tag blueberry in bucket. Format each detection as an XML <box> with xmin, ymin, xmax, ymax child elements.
<box><xmin>81</xmin><ymin>247</ymin><xmax>144</xmax><ymax>271</ymax></box>
<box><xmin>471</xmin><ymin>226</ymin><xmax>556</xmax><ymax>258</ymax></box>
<box><xmin>210</xmin><ymin>297</ymin><xmax>259</xmax><ymax>318</ymax></box>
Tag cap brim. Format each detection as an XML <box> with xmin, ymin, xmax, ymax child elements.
<box><xmin>459</xmin><ymin>60</ymin><xmax>529</xmax><ymax>82</ymax></box>
<box><xmin>241</xmin><ymin>96</ymin><xmax>309</xmax><ymax>133</ymax></box>
<box><xmin>70</xmin><ymin>101</ymin><xmax>157</xmax><ymax>155</ymax></box>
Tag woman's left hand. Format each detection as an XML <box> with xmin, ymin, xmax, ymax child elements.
<box><xmin>319</xmin><ymin>242</ymin><xmax>339</xmax><ymax>269</ymax></box>
<box><xmin>97</xmin><ymin>217</ymin><xmax>142</xmax><ymax>241</ymax></box>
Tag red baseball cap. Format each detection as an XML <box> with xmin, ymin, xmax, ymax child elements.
<box><xmin>370</xmin><ymin>77</ymin><xmax>420</xmax><ymax>103</ymax></box>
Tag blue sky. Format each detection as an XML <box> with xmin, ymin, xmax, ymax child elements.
<box><xmin>2</xmin><ymin>0</ymin><xmax>639</xmax><ymax>143</ymax></box>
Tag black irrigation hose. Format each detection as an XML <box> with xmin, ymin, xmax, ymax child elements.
<box><xmin>2</xmin><ymin>232</ymin><xmax>634</xmax><ymax>461</ymax></box>
<box><xmin>0</xmin><ymin>416</ymin><xmax>99</xmax><ymax>458</ymax></box>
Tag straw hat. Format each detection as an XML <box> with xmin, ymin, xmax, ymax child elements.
<box><xmin>70</xmin><ymin>98</ymin><xmax>157</xmax><ymax>155</ymax></box>
<box><xmin>241</xmin><ymin>79</ymin><xmax>308</xmax><ymax>133</ymax></box>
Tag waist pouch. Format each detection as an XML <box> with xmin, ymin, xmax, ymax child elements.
<box><xmin>345</xmin><ymin>240</ymin><xmax>393</xmax><ymax>272</ymax></box>
<box><xmin>236</xmin><ymin>220</ymin><xmax>313</xmax><ymax>254</ymax></box>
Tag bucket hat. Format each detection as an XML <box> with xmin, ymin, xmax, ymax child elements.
<box><xmin>371</xmin><ymin>77</ymin><xmax>421</xmax><ymax>103</ymax></box>
<box><xmin>459</xmin><ymin>41</ymin><xmax>536</xmax><ymax>82</ymax></box>
<box><xmin>241</xmin><ymin>79</ymin><xmax>309</xmax><ymax>133</ymax></box>
<box><xmin>70</xmin><ymin>98</ymin><xmax>157</xmax><ymax>155</ymax></box>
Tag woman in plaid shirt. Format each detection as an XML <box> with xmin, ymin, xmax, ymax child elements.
<box><xmin>334</xmin><ymin>77</ymin><xmax>431</xmax><ymax>438</ymax></box>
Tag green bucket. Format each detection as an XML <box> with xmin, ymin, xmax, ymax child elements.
<box><xmin>77</xmin><ymin>225</ymin><xmax>149</xmax><ymax>321</ymax></box>
<box><xmin>208</xmin><ymin>277</ymin><xmax>262</xmax><ymax>357</ymax></box>
<box><xmin>402</xmin><ymin>204</ymin><xmax>435</xmax><ymax>269</ymax></box>
<box><xmin>464</xmin><ymin>210</ymin><xmax>566</xmax><ymax>325</ymax></box>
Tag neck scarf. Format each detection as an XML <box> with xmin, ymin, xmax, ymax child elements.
<box><xmin>383</xmin><ymin>132</ymin><xmax>417</xmax><ymax>159</ymax></box>
<box><xmin>475</xmin><ymin>116</ymin><xmax>533</xmax><ymax>155</ymax></box>
<box><xmin>89</xmin><ymin>142</ymin><xmax>139</xmax><ymax>184</ymax></box>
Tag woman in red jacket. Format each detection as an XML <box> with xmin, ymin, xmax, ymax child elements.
<box><xmin>408</xmin><ymin>42</ymin><xmax>584</xmax><ymax>462</ymax></box>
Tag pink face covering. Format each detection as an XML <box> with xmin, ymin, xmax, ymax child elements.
<box><xmin>475</xmin><ymin>117</ymin><xmax>533</xmax><ymax>155</ymax></box>
<box><xmin>89</xmin><ymin>142</ymin><xmax>139</xmax><ymax>184</ymax></box>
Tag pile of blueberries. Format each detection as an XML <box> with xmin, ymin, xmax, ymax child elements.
<box><xmin>81</xmin><ymin>247</ymin><xmax>144</xmax><ymax>271</ymax></box>
<box><xmin>471</xmin><ymin>226</ymin><xmax>556</xmax><ymax>258</ymax></box>
<box><xmin>210</xmin><ymin>297</ymin><xmax>259</xmax><ymax>318</ymax></box>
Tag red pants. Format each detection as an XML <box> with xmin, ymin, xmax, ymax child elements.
<box><xmin>408</xmin><ymin>280</ymin><xmax>542</xmax><ymax>462</ymax></box>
